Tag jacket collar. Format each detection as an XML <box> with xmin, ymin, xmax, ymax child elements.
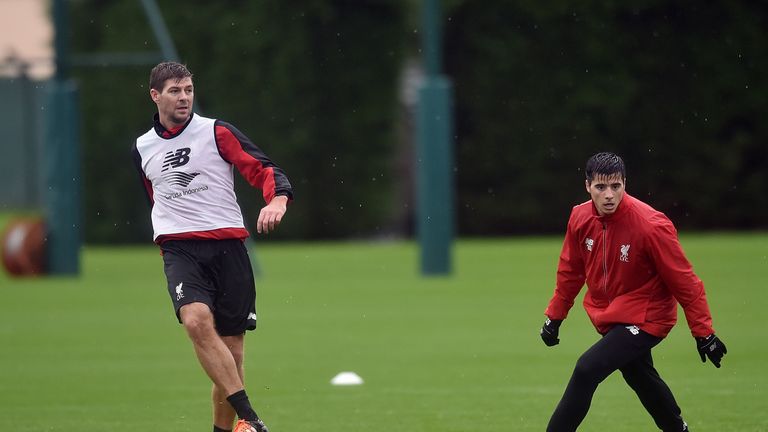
<box><xmin>153</xmin><ymin>112</ymin><xmax>194</xmax><ymax>139</ymax></box>
<box><xmin>592</xmin><ymin>193</ymin><xmax>634</xmax><ymax>223</ymax></box>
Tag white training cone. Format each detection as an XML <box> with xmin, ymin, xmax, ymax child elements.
<box><xmin>331</xmin><ymin>371</ymin><xmax>364</xmax><ymax>386</ymax></box>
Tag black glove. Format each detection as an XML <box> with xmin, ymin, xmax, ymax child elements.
<box><xmin>696</xmin><ymin>334</ymin><xmax>727</xmax><ymax>368</ymax></box>
<box><xmin>540</xmin><ymin>318</ymin><xmax>562</xmax><ymax>346</ymax></box>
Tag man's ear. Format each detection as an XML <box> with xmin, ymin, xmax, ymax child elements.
<box><xmin>585</xmin><ymin>179</ymin><xmax>591</xmax><ymax>194</ymax></box>
<box><xmin>150</xmin><ymin>88</ymin><xmax>160</xmax><ymax>103</ymax></box>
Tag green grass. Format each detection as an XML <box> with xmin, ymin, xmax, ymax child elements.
<box><xmin>0</xmin><ymin>233</ymin><xmax>766</xmax><ymax>431</ymax></box>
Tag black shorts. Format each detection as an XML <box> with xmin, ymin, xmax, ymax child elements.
<box><xmin>160</xmin><ymin>239</ymin><xmax>257</xmax><ymax>336</ymax></box>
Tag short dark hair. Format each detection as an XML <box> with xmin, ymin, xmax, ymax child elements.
<box><xmin>149</xmin><ymin>62</ymin><xmax>193</xmax><ymax>92</ymax></box>
<box><xmin>585</xmin><ymin>152</ymin><xmax>626</xmax><ymax>183</ymax></box>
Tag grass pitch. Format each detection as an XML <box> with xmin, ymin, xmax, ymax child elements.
<box><xmin>0</xmin><ymin>234</ymin><xmax>765</xmax><ymax>431</ymax></box>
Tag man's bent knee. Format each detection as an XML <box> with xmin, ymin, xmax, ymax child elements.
<box><xmin>180</xmin><ymin>302</ymin><xmax>215</xmax><ymax>336</ymax></box>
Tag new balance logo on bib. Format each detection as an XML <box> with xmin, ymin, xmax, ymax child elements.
<box><xmin>162</xmin><ymin>148</ymin><xmax>191</xmax><ymax>171</ymax></box>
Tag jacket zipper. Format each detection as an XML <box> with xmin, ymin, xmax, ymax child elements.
<box><xmin>602</xmin><ymin>222</ymin><xmax>608</xmax><ymax>294</ymax></box>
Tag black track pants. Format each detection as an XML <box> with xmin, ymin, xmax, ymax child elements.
<box><xmin>546</xmin><ymin>325</ymin><xmax>686</xmax><ymax>432</ymax></box>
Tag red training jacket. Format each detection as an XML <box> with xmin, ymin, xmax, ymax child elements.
<box><xmin>545</xmin><ymin>194</ymin><xmax>714</xmax><ymax>338</ymax></box>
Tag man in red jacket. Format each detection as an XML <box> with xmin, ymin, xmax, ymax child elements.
<box><xmin>541</xmin><ymin>152</ymin><xmax>727</xmax><ymax>431</ymax></box>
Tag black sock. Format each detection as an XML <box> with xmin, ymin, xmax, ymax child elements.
<box><xmin>213</xmin><ymin>426</ymin><xmax>231</xmax><ymax>432</ymax></box>
<box><xmin>226</xmin><ymin>389</ymin><xmax>258</xmax><ymax>421</ymax></box>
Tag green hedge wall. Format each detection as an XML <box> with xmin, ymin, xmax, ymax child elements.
<box><xmin>445</xmin><ymin>0</ymin><xmax>768</xmax><ymax>234</ymax></box>
<box><xmin>70</xmin><ymin>1</ymin><xmax>767</xmax><ymax>242</ymax></box>
<box><xmin>71</xmin><ymin>0</ymin><xmax>406</xmax><ymax>243</ymax></box>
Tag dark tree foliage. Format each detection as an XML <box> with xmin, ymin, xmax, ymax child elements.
<box><xmin>445</xmin><ymin>1</ymin><xmax>768</xmax><ymax>234</ymax></box>
<box><xmin>70</xmin><ymin>0</ymin><xmax>406</xmax><ymax>243</ymax></box>
<box><xmin>69</xmin><ymin>0</ymin><xmax>767</xmax><ymax>243</ymax></box>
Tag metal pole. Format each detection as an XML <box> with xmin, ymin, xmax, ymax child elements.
<box><xmin>140</xmin><ymin>0</ymin><xmax>180</xmax><ymax>61</ymax></box>
<box><xmin>46</xmin><ymin>0</ymin><xmax>81</xmax><ymax>275</ymax></box>
<box><xmin>423</xmin><ymin>0</ymin><xmax>441</xmax><ymax>77</ymax></box>
<box><xmin>19</xmin><ymin>62</ymin><xmax>37</xmax><ymax>206</ymax></box>
<box><xmin>416</xmin><ymin>0</ymin><xmax>454</xmax><ymax>275</ymax></box>
<box><xmin>52</xmin><ymin>0</ymin><xmax>69</xmax><ymax>80</ymax></box>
